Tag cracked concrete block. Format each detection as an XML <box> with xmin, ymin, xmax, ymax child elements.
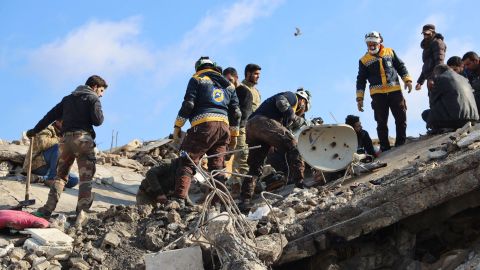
<box><xmin>23</xmin><ymin>238</ymin><xmax>72</xmax><ymax>260</ymax></box>
<box><xmin>69</xmin><ymin>257</ymin><xmax>90</xmax><ymax>270</ymax></box>
<box><xmin>144</xmin><ymin>246</ymin><xmax>204</xmax><ymax>270</ymax></box>
<box><xmin>24</xmin><ymin>228</ymin><xmax>74</xmax><ymax>246</ymax></box>
<box><xmin>32</xmin><ymin>257</ymin><xmax>50</xmax><ymax>270</ymax></box>
<box><xmin>101</xmin><ymin>232</ymin><xmax>121</xmax><ymax>249</ymax></box>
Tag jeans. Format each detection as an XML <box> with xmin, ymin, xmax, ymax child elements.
<box><xmin>31</xmin><ymin>144</ymin><xmax>79</xmax><ymax>188</ymax></box>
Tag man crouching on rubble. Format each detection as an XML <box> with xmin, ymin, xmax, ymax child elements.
<box><xmin>26</xmin><ymin>75</ymin><xmax>108</xmax><ymax>219</ymax></box>
<box><xmin>240</xmin><ymin>89</ymin><xmax>311</xmax><ymax>211</ymax></box>
<box><xmin>136</xmin><ymin>158</ymin><xmax>194</xmax><ymax>206</ymax></box>
<box><xmin>171</xmin><ymin>56</ymin><xmax>241</xmax><ymax>208</ymax></box>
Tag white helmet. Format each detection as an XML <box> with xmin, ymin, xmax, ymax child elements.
<box><xmin>296</xmin><ymin>88</ymin><xmax>311</xmax><ymax>112</ymax></box>
<box><xmin>365</xmin><ymin>31</ymin><xmax>383</xmax><ymax>44</ymax></box>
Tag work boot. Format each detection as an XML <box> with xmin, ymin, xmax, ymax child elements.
<box><xmin>76</xmin><ymin>194</ymin><xmax>94</xmax><ymax>214</ymax></box>
<box><xmin>32</xmin><ymin>208</ymin><xmax>51</xmax><ymax>220</ymax></box>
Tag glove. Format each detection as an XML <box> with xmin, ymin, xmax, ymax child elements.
<box><xmin>415</xmin><ymin>83</ymin><xmax>422</xmax><ymax>91</ymax></box>
<box><xmin>282</xmin><ymin>108</ymin><xmax>295</xmax><ymax>127</ymax></box>
<box><xmin>405</xmin><ymin>81</ymin><xmax>413</xmax><ymax>93</ymax></box>
<box><xmin>172</xmin><ymin>126</ymin><xmax>182</xmax><ymax>145</ymax></box>
<box><xmin>26</xmin><ymin>129</ymin><xmax>36</xmax><ymax>138</ymax></box>
<box><xmin>357</xmin><ymin>100</ymin><xmax>364</xmax><ymax>112</ymax></box>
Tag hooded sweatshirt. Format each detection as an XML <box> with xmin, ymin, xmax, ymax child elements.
<box><xmin>32</xmin><ymin>85</ymin><xmax>104</xmax><ymax>138</ymax></box>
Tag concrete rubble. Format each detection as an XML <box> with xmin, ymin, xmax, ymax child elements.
<box><xmin>0</xmin><ymin>124</ymin><xmax>480</xmax><ymax>269</ymax></box>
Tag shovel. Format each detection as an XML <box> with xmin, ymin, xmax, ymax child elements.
<box><xmin>10</xmin><ymin>137</ymin><xmax>36</xmax><ymax>210</ymax></box>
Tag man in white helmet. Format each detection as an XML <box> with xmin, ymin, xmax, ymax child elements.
<box><xmin>356</xmin><ymin>31</ymin><xmax>413</xmax><ymax>152</ymax></box>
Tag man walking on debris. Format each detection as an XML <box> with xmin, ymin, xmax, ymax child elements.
<box><xmin>23</xmin><ymin>120</ymin><xmax>79</xmax><ymax>189</ymax></box>
<box><xmin>26</xmin><ymin>75</ymin><xmax>107</xmax><ymax>218</ymax></box>
<box><xmin>415</xmin><ymin>24</ymin><xmax>447</xmax><ymax>95</ymax></box>
<box><xmin>421</xmin><ymin>64</ymin><xmax>479</xmax><ymax>133</ymax></box>
<box><xmin>230</xmin><ymin>63</ymin><xmax>262</xmax><ymax>198</ymax></box>
<box><xmin>172</xmin><ymin>56</ymin><xmax>241</xmax><ymax>207</ymax></box>
<box><xmin>356</xmin><ymin>31</ymin><xmax>413</xmax><ymax>152</ymax></box>
<box><xmin>239</xmin><ymin>89</ymin><xmax>311</xmax><ymax>211</ymax></box>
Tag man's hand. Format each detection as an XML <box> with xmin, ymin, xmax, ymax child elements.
<box><xmin>26</xmin><ymin>129</ymin><xmax>36</xmax><ymax>138</ymax></box>
<box><xmin>357</xmin><ymin>100</ymin><xmax>364</xmax><ymax>112</ymax></box>
<box><xmin>427</xmin><ymin>79</ymin><xmax>434</xmax><ymax>90</ymax></box>
<box><xmin>405</xmin><ymin>81</ymin><xmax>413</xmax><ymax>93</ymax></box>
<box><xmin>415</xmin><ymin>83</ymin><xmax>422</xmax><ymax>91</ymax></box>
<box><xmin>172</xmin><ymin>126</ymin><xmax>182</xmax><ymax>145</ymax></box>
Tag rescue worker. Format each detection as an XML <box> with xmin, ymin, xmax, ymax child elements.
<box><xmin>356</xmin><ymin>31</ymin><xmax>413</xmax><ymax>152</ymax></box>
<box><xmin>240</xmin><ymin>89</ymin><xmax>311</xmax><ymax>211</ymax></box>
<box><xmin>345</xmin><ymin>115</ymin><xmax>376</xmax><ymax>157</ymax></box>
<box><xmin>230</xmin><ymin>63</ymin><xmax>261</xmax><ymax>197</ymax></box>
<box><xmin>27</xmin><ymin>75</ymin><xmax>107</xmax><ymax>218</ymax></box>
<box><xmin>172</xmin><ymin>56</ymin><xmax>241</xmax><ymax>207</ymax></box>
<box><xmin>23</xmin><ymin>120</ymin><xmax>79</xmax><ymax>188</ymax></box>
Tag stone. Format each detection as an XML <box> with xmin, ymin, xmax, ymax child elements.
<box><xmin>0</xmin><ymin>144</ymin><xmax>28</xmax><ymax>164</ymax></box>
<box><xmin>23</xmin><ymin>238</ymin><xmax>73</xmax><ymax>260</ymax></box>
<box><xmin>112</xmin><ymin>158</ymin><xmax>143</xmax><ymax>171</ymax></box>
<box><xmin>9</xmin><ymin>247</ymin><xmax>26</xmax><ymax>261</ymax></box>
<box><xmin>25</xmin><ymin>253</ymin><xmax>38</xmax><ymax>264</ymax></box>
<box><xmin>428</xmin><ymin>149</ymin><xmax>448</xmax><ymax>160</ymax></box>
<box><xmin>457</xmin><ymin>130</ymin><xmax>480</xmax><ymax>147</ymax></box>
<box><xmin>101</xmin><ymin>232</ymin><xmax>121</xmax><ymax>249</ymax></box>
<box><xmin>137</xmin><ymin>204</ymin><xmax>154</xmax><ymax>217</ymax></box>
<box><xmin>144</xmin><ymin>246</ymin><xmax>204</xmax><ymax>270</ymax></box>
<box><xmin>32</xmin><ymin>257</ymin><xmax>50</xmax><ymax>270</ymax></box>
<box><xmin>100</xmin><ymin>177</ymin><xmax>114</xmax><ymax>185</ymax></box>
<box><xmin>69</xmin><ymin>257</ymin><xmax>90</xmax><ymax>270</ymax></box>
<box><xmin>8</xmin><ymin>260</ymin><xmax>31</xmax><ymax>270</ymax></box>
<box><xmin>166</xmin><ymin>201</ymin><xmax>180</xmax><ymax>210</ymax></box>
<box><xmin>0</xmin><ymin>238</ymin><xmax>10</xmax><ymax>248</ymax></box>
<box><xmin>256</xmin><ymin>233</ymin><xmax>288</xmax><ymax>264</ymax></box>
<box><xmin>89</xmin><ymin>248</ymin><xmax>105</xmax><ymax>263</ymax></box>
<box><xmin>167</xmin><ymin>210</ymin><xmax>182</xmax><ymax>224</ymax></box>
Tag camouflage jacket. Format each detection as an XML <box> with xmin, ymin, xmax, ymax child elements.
<box><xmin>23</xmin><ymin>124</ymin><xmax>60</xmax><ymax>172</ymax></box>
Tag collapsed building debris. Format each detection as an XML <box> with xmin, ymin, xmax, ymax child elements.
<box><xmin>1</xmin><ymin>123</ymin><xmax>480</xmax><ymax>269</ymax></box>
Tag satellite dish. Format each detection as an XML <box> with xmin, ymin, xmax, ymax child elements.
<box><xmin>296</xmin><ymin>124</ymin><xmax>358</xmax><ymax>172</ymax></box>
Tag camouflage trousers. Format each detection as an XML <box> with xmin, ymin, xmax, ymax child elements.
<box><xmin>230</xmin><ymin>127</ymin><xmax>249</xmax><ymax>185</ymax></box>
<box><xmin>38</xmin><ymin>132</ymin><xmax>96</xmax><ymax>215</ymax></box>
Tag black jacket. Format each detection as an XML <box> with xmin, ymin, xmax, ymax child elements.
<box><xmin>428</xmin><ymin>69</ymin><xmax>479</xmax><ymax>128</ymax></box>
<box><xmin>251</xmin><ymin>91</ymin><xmax>298</xmax><ymax>125</ymax></box>
<box><xmin>32</xmin><ymin>86</ymin><xmax>104</xmax><ymax>138</ymax></box>
<box><xmin>418</xmin><ymin>33</ymin><xmax>447</xmax><ymax>85</ymax></box>
<box><xmin>236</xmin><ymin>83</ymin><xmax>257</xmax><ymax>128</ymax></box>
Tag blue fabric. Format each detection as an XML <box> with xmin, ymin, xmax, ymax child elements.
<box><xmin>32</xmin><ymin>144</ymin><xmax>79</xmax><ymax>188</ymax></box>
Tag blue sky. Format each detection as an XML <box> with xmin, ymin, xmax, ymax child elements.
<box><xmin>1</xmin><ymin>0</ymin><xmax>478</xmax><ymax>150</ymax></box>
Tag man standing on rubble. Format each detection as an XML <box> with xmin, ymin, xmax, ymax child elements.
<box><xmin>230</xmin><ymin>64</ymin><xmax>261</xmax><ymax>198</ymax></box>
<box><xmin>26</xmin><ymin>75</ymin><xmax>107</xmax><ymax>218</ymax></box>
<box><xmin>415</xmin><ymin>24</ymin><xmax>447</xmax><ymax>94</ymax></box>
<box><xmin>172</xmin><ymin>56</ymin><xmax>241</xmax><ymax>207</ymax></box>
<box><xmin>239</xmin><ymin>89</ymin><xmax>311</xmax><ymax>211</ymax></box>
<box><xmin>356</xmin><ymin>31</ymin><xmax>413</xmax><ymax>152</ymax></box>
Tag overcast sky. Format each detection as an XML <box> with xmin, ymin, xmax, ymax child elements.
<box><xmin>1</xmin><ymin>0</ymin><xmax>478</xmax><ymax>149</ymax></box>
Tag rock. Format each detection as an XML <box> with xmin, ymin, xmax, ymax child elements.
<box><xmin>32</xmin><ymin>257</ymin><xmax>50</xmax><ymax>270</ymax></box>
<box><xmin>144</xmin><ymin>226</ymin><xmax>165</xmax><ymax>251</ymax></box>
<box><xmin>69</xmin><ymin>257</ymin><xmax>90</xmax><ymax>270</ymax></box>
<box><xmin>137</xmin><ymin>204</ymin><xmax>154</xmax><ymax>218</ymax></box>
<box><xmin>140</xmin><ymin>155</ymin><xmax>158</xmax><ymax>166</ymax></box>
<box><xmin>428</xmin><ymin>149</ymin><xmax>448</xmax><ymax>160</ymax></box>
<box><xmin>0</xmin><ymin>238</ymin><xmax>10</xmax><ymax>248</ymax></box>
<box><xmin>100</xmin><ymin>177</ymin><xmax>114</xmax><ymax>185</ymax></box>
<box><xmin>112</xmin><ymin>158</ymin><xmax>144</xmax><ymax>171</ymax></box>
<box><xmin>101</xmin><ymin>232</ymin><xmax>121</xmax><ymax>249</ymax></box>
<box><xmin>7</xmin><ymin>260</ymin><xmax>31</xmax><ymax>270</ymax></box>
<box><xmin>166</xmin><ymin>201</ymin><xmax>180</xmax><ymax>210</ymax></box>
<box><xmin>89</xmin><ymin>248</ymin><xmax>105</xmax><ymax>263</ymax></box>
<box><xmin>9</xmin><ymin>247</ymin><xmax>26</xmax><ymax>261</ymax></box>
<box><xmin>257</xmin><ymin>223</ymin><xmax>272</xmax><ymax>235</ymax></box>
<box><xmin>256</xmin><ymin>233</ymin><xmax>288</xmax><ymax>264</ymax></box>
<box><xmin>0</xmin><ymin>161</ymin><xmax>14</xmax><ymax>176</ymax></box>
<box><xmin>144</xmin><ymin>246</ymin><xmax>204</xmax><ymax>270</ymax></box>
<box><xmin>167</xmin><ymin>210</ymin><xmax>182</xmax><ymax>224</ymax></box>
<box><xmin>457</xmin><ymin>130</ymin><xmax>480</xmax><ymax>147</ymax></box>
<box><xmin>24</xmin><ymin>253</ymin><xmax>38</xmax><ymax>264</ymax></box>
<box><xmin>0</xmin><ymin>144</ymin><xmax>28</xmax><ymax>164</ymax></box>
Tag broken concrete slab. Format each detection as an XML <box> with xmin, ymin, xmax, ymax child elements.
<box><xmin>23</xmin><ymin>238</ymin><xmax>73</xmax><ymax>260</ymax></box>
<box><xmin>0</xmin><ymin>144</ymin><xmax>27</xmax><ymax>164</ymax></box>
<box><xmin>136</xmin><ymin>139</ymin><xmax>172</xmax><ymax>153</ymax></box>
<box><xmin>144</xmin><ymin>246</ymin><xmax>204</xmax><ymax>270</ymax></box>
<box><xmin>24</xmin><ymin>228</ymin><xmax>74</xmax><ymax>246</ymax></box>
